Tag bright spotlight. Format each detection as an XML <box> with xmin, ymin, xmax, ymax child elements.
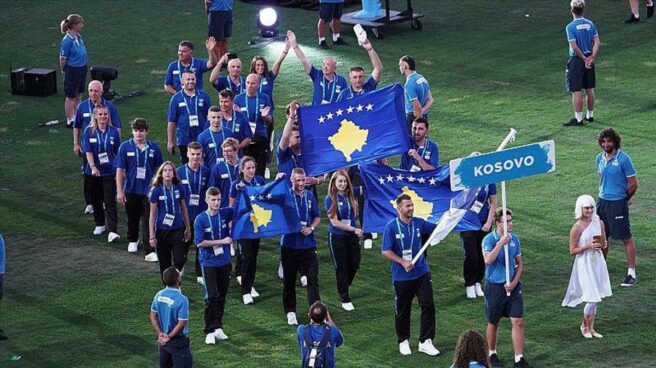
<box><xmin>257</xmin><ymin>7</ymin><xmax>279</xmax><ymax>38</ymax></box>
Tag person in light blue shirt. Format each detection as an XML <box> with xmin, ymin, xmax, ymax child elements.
<box><xmin>297</xmin><ymin>301</ymin><xmax>344</xmax><ymax>368</ymax></box>
<box><xmin>209</xmin><ymin>138</ymin><xmax>241</xmax><ymax>208</ymax></box>
<box><xmin>381</xmin><ymin>193</ymin><xmax>439</xmax><ymax>357</ymax></box>
<box><xmin>150</xmin><ymin>266</ymin><xmax>192</xmax><ymax>368</ymax></box>
<box><xmin>595</xmin><ymin>128</ymin><xmax>638</xmax><ymax>287</ymax></box>
<box><xmin>317</xmin><ymin>0</ymin><xmax>347</xmax><ymax>48</ymax></box>
<box><xmin>450</xmin><ymin>329</ymin><xmax>490</xmax><ymax>368</ymax></box>
<box><xmin>164</xmin><ymin>39</ymin><xmax>217</xmax><ymax>95</ymax></box>
<box><xmin>0</xmin><ymin>233</ymin><xmax>6</xmax><ymax>340</ymax></box>
<box><xmin>399</xmin><ymin>55</ymin><xmax>433</xmax><ymax>130</ymax></box>
<box><xmin>336</xmin><ymin>38</ymin><xmax>383</xmax><ymax>102</ymax></box>
<box><xmin>59</xmin><ymin>14</ymin><xmax>88</xmax><ymax>127</ymax></box>
<box><xmin>399</xmin><ymin>118</ymin><xmax>439</xmax><ymax>172</ymax></box>
<box><xmin>197</xmin><ymin>106</ymin><xmax>235</xmax><ymax>167</ymax></box>
<box><xmin>205</xmin><ymin>0</ymin><xmax>233</xmax><ymax>58</ymax></box>
<box><xmin>563</xmin><ymin>0</ymin><xmax>601</xmax><ymax>127</ymax></box>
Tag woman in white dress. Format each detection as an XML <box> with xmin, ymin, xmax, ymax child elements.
<box><xmin>562</xmin><ymin>195</ymin><xmax>612</xmax><ymax>338</ymax></box>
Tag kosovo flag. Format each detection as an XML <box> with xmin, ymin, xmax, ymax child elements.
<box><xmin>359</xmin><ymin>163</ymin><xmax>482</xmax><ymax>233</ymax></box>
<box><xmin>231</xmin><ymin>178</ymin><xmax>301</xmax><ymax>239</ymax></box>
<box><xmin>298</xmin><ymin>84</ymin><xmax>410</xmax><ymax>177</ymax></box>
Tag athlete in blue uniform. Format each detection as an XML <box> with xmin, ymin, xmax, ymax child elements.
<box><xmin>197</xmin><ymin>106</ymin><xmax>235</xmax><ymax>167</ymax></box>
<box><xmin>164</xmin><ymin>39</ymin><xmax>217</xmax><ymax>95</ymax></box>
<box><xmin>399</xmin><ymin>55</ymin><xmax>433</xmax><ymax>129</ymax></box>
<box><xmin>210</xmin><ymin>54</ymin><xmax>245</xmax><ymax>95</ymax></box>
<box><xmin>217</xmin><ymin>89</ymin><xmax>252</xmax><ymax>152</ymax></box>
<box><xmin>336</xmin><ymin>38</ymin><xmax>383</xmax><ymax>101</ymax></box>
<box><xmin>399</xmin><ymin>118</ymin><xmax>439</xmax><ymax>172</ymax></box>
<box><xmin>209</xmin><ymin>137</ymin><xmax>241</xmax><ymax>208</ymax></box>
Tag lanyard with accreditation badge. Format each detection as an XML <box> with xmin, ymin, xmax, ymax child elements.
<box><xmin>292</xmin><ymin>189</ymin><xmax>310</xmax><ymax>226</ymax></box>
<box><xmin>209</xmin><ymin>129</ymin><xmax>226</xmax><ymax>162</ymax></box>
<box><xmin>396</xmin><ymin>218</ymin><xmax>415</xmax><ymax>262</ymax></box>
<box><xmin>95</xmin><ymin>129</ymin><xmax>110</xmax><ymax>165</ymax></box>
<box><xmin>161</xmin><ymin>185</ymin><xmax>177</xmax><ymax>227</ymax></box>
<box><xmin>177</xmin><ymin>58</ymin><xmax>194</xmax><ymax>84</ymax></box>
<box><xmin>185</xmin><ymin>165</ymin><xmax>203</xmax><ymax>206</ymax></box>
<box><xmin>134</xmin><ymin>139</ymin><xmax>150</xmax><ymax>180</ymax></box>
<box><xmin>182</xmin><ymin>91</ymin><xmax>200</xmax><ymax>127</ymax></box>
<box><xmin>206</xmin><ymin>210</ymin><xmax>225</xmax><ymax>255</ymax></box>
<box><xmin>322</xmin><ymin>74</ymin><xmax>338</xmax><ymax>103</ymax></box>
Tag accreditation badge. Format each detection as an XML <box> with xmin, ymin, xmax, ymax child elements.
<box><xmin>410</xmin><ymin>165</ymin><xmax>421</xmax><ymax>172</ymax></box>
<box><xmin>213</xmin><ymin>245</ymin><xmax>224</xmax><ymax>256</ymax></box>
<box><xmin>162</xmin><ymin>214</ymin><xmax>175</xmax><ymax>226</ymax></box>
<box><xmin>98</xmin><ymin>152</ymin><xmax>109</xmax><ymax>165</ymax></box>
<box><xmin>189</xmin><ymin>115</ymin><xmax>199</xmax><ymax>127</ymax></box>
<box><xmin>248</xmin><ymin>121</ymin><xmax>257</xmax><ymax>135</ymax></box>
<box><xmin>189</xmin><ymin>194</ymin><xmax>200</xmax><ymax>206</ymax></box>
<box><xmin>402</xmin><ymin>249</ymin><xmax>413</xmax><ymax>261</ymax></box>
<box><xmin>136</xmin><ymin>167</ymin><xmax>147</xmax><ymax>179</ymax></box>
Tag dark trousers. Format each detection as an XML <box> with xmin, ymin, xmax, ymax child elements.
<box><xmin>244</xmin><ymin>136</ymin><xmax>269</xmax><ymax>177</ymax></box>
<box><xmin>177</xmin><ymin>145</ymin><xmax>189</xmax><ymax>165</ymax></box>
<box><xmin>393</xmin><ymin>273</ymin><xmax>435</xmax><ymax>343</ymax></box>
<box><xmin>81</xmin><ymin>156</ymin><xmax>92</xmax><ymax>205</ymax></box>
<box><xmin>329</xmin><ymin>234</ymin><xmax>361</xmax><ymax>303</ymax></box>
<box><xmin>156</xmin><ymin>228</ymin><xmax>187</xmax><ymax>277</ymax></box>
<box><xmin>87</xmin><ymin>174</ymin><xmax>118</xmax><ymax>232</ymax></box>
<box><xmin>202</xmin><ymin>263</ymin><xmax>231</xmax><ymax>333</ymax></box>
<box><xmin>159</xmin><ymin>335</ymin><xmax>193</xmax><ymax>368</ymax></box>
<box><xmin>460</xmin><ymin>230</ymin><xmax>487</xmax><ymax>287</ymax></box>
<box><xmin>239</xmin><ymin>238</ymin><xmax>261</xmax><ymax>295</ymax></box>
<box><xmin>184</xmin><ymin>227</ymin><xmax>203</xmax><ymax>277</ymax></box>
<box><xmin>125</xmin><ymin>193</ymin><xmax>153</xmax><ymax>254</ymax></box>
<box><xmin>281</xmin><ymin>247</ymin><xmax>320</xmax><ymax>313</ymax></box>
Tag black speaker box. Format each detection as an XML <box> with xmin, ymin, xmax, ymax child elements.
<box><xmin>10</xmin><ymin>67</ymin><xmax>28</xmax><ymax>95</ymax></box>
<box><xmin>23</xmin><ymin>68</ymin><xmax>57</xmax><ymax>97</ymax></box>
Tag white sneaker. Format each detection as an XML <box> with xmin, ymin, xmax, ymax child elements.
<box><xmin>418</xmin><ymin>339</ymin><xmax>440</xmax><ymax>356</ymax></box>
<box><xmin>278</xmin><ymin>262</ymin><xmax>284</xmax><ymax>280</ymax></box>
<box><xmin>144</xmin><ymin>253</ymin><xmax>158</xmax><ymax>262</ymax></box>
<box><xmin>363</xmin><ymin>239</ymin><xmax>373</xmax><ymax>249</ymax></box>
<box><xmin>214</xmin><ymin>328</ymin><xmax>229</xmax><ymax>341</ymax></box>
<box><xmin>265</xmin><ymin>167</ymin><xmax>271</xmax><ymax>179</ymax></box>
<box><xmin>300</xmin><ymin>275</ymin><xmax>308</xmax><ymax>287</ymax></box>
<box><xmin>205</xmin><ymin>333</ymin><xmax>216</xmax><ymax>345</ymax></box>
<box><xmin>341</xmin><ymin>302</ymin><xmax>355</xmax><ymax>311</ymax></box>
<box><xmin>230</xmin><ymin>243</ymin><xmax>236</xmax><ymax>256</ymax></box>
<box><xmin>466</xmin><ymin>286</ymin><xmax>476</xmax><ymax>299</ymax></box>
<box><xmin>475</xmin><ymin>283</ymin><xmax>485</xmax><ymax>297</ymax></box>
<box><xmin>287</xmin><ymin>312</ymin><xmax>298</xmax><ymax>326</ymax></box>
<box><xmin>399</xmin><ymin>340</ymin><xmax>411</xmax><ymax>355</ymax></box>
<box><xmin>107</xmin><ymin>232</ymin><xmax>120</xmax><ymax>243</ymax></box>
<box><xmin>250</xmin><ymin>287</ymin><xmax>260</xmax><ymax>298</ymax></box>
<box><xmin>236</xmin><ymin>276</ymin><xmax>242</xmax><ymax>285</ymax></box>
<box><xmin>84</xmin><ymin>204</ymin><xmax>94</xmax><ymax>214</ymax></box>
<box><xmin>243</xmin><ymin>294</ymin><xmax>254</xmax><ymax>305</ymax></box>
<box><xmin>127</xmin><ymin>242</ymin><xmax>138</xmax><ymax>253</ymax></box>
<box><xmin>371</xmin><ymin>232</ymin><xmax>378</xmax><ymax>239</ymax></box>
<box><xmin>197</xmin><ymin>277</ymin><xmax>205</xmax><ymax>286</ymax></box>
<box><xmin>93</xmin><ymin>226</ymin><xmax>106</xmax><ymax>235</ymax></box>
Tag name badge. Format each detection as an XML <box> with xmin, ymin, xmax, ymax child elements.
<box><xmin>340</xmin><ymin>219</ymin><xmax>351</xmax><ymax>226</ymax></box>
<box><xmin>162</xmin><ymin>213</ymin><xmax>175</xmax><ymax>226</ymax></box>
<box><xmin>216</xmin><ymin>158</ymin><xmax>224</xmax><ymax>163</ymax></box>
<box><xmin>213</xmin><ymin>245</ymin><xmax>224</xmax><ymax>256</ymax></box>
<box><xmin>300</xmin><ymin>221</ymin><xmax>308</xmax><ymax>226</ymax></box>
<box><xmin>178</xmin><ymin>102</ymin><xmax>186</xmax><ymax>107</ymax></box>
<box><xmin>136</xmin><ymin>167</ymin><xmax>147</xmax><ymax>179</ymax></box>
<box><xmin>189</xmin><ymin>115</ymin><xmax>199</xmax><ymax>127</ymax></box>
<box><xmin>410</xmin><ymin>165</ymin><xmax>421</xmax><ymax>172</ymax></box>
<box><xmin>220</xmin><ymin>173</ymin><xmax>229</xmax><ymax>179</ymax></box>
<box><xmin>189</xmin><ymin>194</ymin><xmax>200</xmax><ymax>206</ymax></box>
<box><xmin>98</xmin><ymin>152</ymin><xmax>109</xmax><ymax>165</ymax></box>
<box><xmin>424</xmin><ymin>152</ymin><xmax>431</xmax><ymax>159</ymax></box>
<box><xmin>402</xmin><ymin>249</ymin><xmax>413</xmax><ymax>261</ymax></box>
<box><xmin>181</xmin><ymin>179</ymin><xmax>189</xmax><ymax>184</ymax></box>
<box><xmin>83</xmin><ymin>112</ymin><xmax>91</xmax><ymax>118</ymax></box>
<box><xmin>234</xmin><ymin>125</ymin><xmax>240</xmax><ymax>132</ymax></box>
<box><xmin>89</xmin><ymin>138</ymin><xmax>98</xmax><ymax>143</ymax></box>
<box><xmin>205</xmin><ymin>227</ymin><xmax>212</xmax><ymax>233</ymax></box>
<box><xmin>208</xmin><ymin>143</ymin><xmax>215</xmax><ymax>148</ymax></box>
<box><xmin>320</xmin><ymin>100</ymin><xmax>330</xmax><ymax>105</ymax></box>
<box><xmin>173</xmin><ymin>70</ymin><xmax>180</xmax><ymax>75</ymax></box>
<box><xmin>471</xmin><ymin>200</ymin><xmax>484</xmax><ymax>214</ymax></box>
<box><xmin>262</xmin><ymin>80</ymin><xmax>268</xmax><ymax>85</ymax></box>
<box><xmin>248</xmin><ymin>121</ymin><xmax>257</xmax><ymax>135</ymax></box>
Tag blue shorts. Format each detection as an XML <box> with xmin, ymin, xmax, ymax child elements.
<box><xmin>597</xmin><ymin>198</ymin><xmax>632</xmax><ymax>240</ymax></box>
<box><xmin>208</xmin><ymin>10</ymin><xmax>233</xmax><ymax>40</ymax></box>
<box><xmin>64</xmin><ymin>65</ymin><xmax>87</xmax><ymax>98</ymax></box>
<box><xmin>319</xmin><ymin>3</ymin><xmax>344</xmax><ymax>22</ymax></box>
<box><xmin>485</xmin><ymin>281</ymin><xmax>524</xmax><ymax>325</ymax></box>
<box><xmin>566</xmin><ymin>56</ymin><xmax>595</xmax><ymax>92</ymax></box>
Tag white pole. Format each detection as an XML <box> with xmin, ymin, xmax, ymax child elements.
<box><xmin>496</xmin><ymin>129</ymin><xmax>516</xmax><ymax>297</ymax></box>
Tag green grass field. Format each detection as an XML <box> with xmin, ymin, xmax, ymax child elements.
<box><xmin>0</xmin><ymin>1</ymin><xmax>654</xmax><ymax>367</ymax></box>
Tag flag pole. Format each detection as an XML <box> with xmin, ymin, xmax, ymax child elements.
<box><xmin>411</xmin><ymin>128</ymin><xmax>517</xmax><ymax>267</ymax></box>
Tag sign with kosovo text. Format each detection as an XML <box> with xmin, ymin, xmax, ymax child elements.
<box><xmin>449</xmin><ymin>140</ymin><xmax>556</xmax><ymax>191</ymax></box>
<box><xmin>298</xmin><ymin>84</ymin><xmax>410</xmax><ymax>177</ymax></box>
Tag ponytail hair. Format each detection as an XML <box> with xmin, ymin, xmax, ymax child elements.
<box><xmin>61</xmin><ymin>14</ymin><xmax>84</xmax><ymax>34</ymax></box>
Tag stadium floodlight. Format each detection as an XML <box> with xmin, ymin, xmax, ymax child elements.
<box><xmin>257</xmin><ymin>8</ymin><xmax>279</xmax><ymax>38</ymax></box>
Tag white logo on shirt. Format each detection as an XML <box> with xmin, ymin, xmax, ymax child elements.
<box><xmin>157</xmin><ymin>296</ymin><xmax>175</xmax><ymax>306</ymax></box>
<box><xmin>576</xmin><ymin>24</ymin><xmax>591</xmax><ymax>30</ymax></box>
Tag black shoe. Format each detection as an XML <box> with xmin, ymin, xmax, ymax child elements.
<box><xmin>0</xmin><ymin>328</ymin><xmax>7</xmax><ymax>341</ymax></box>
<box><xmin>490</xmin><ymin>353</ymin><xmax>503</xmax><ymax>367</ymax></box>
<box><xmin>620</xmin><ymin>275</ymin><xmax>637</xmax><ymax>287</ymax></box>
<box><xmin>563</xmin><ymin>118</ymin><xmax>584</xmax><ymax>126</ymax></box>
<box><xmin>648</xmin><ymin>5</ymin><xmax>654</xmax><ymax>18</ymax></box>
<box><xmin>514</xmin><ymin>358</ymin><xmax>533</xmax><ymax>368</ymax></box>
<box><xmin>319</xmin><ymin>40</ymin><xmax>329</xmax><ymax>49</ymax></box>
<box><xmin>625</xmin><ymin>14</ymin><xmax>640</xmax><ymax>23</ymax></box>
<box><xmin>333</xmin><ymin>37</ymin><xmax>348</xmax><ymax>45</ymax></box>
<box><xmin>585</xmin><ymin>116</ymin><xmax>594</xmax><ymax>123</ymax></box>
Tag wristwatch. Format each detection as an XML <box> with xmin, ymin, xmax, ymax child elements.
<box><xmin>310</xmin><ymin>226</ymin><xmax>315</xmax><ymax>232</ymax></box>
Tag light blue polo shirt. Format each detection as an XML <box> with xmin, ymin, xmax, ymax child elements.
<box><xmin>403</xmin><ymin>71</ymin><xmax>431</xmax><ymax>114</ymax></box>
<box><xmin>73</xmin><ymin>98</ymin><xmax>122</xmax><ymax>130</ymax></box>
<box><xmin>234</xmin><ymin>92</ymin><xmax>273</xmax><ymax>138</ymax></box>
<box><xmin>566</xmin><ymin>18</ymin><xmax>598</xmax><ymax>57</ymax></box>
<box><xmin>60</xmin><ymin>32</ymin><xmax>87</xmax><ymax>67</ymax></box>
<box><xmin>150</xmin><ymin>287</ymin><xmax>189</xmax><ymax>336</ymax></box>
<box><xmin>482</xmin><ymin>230</ymin><xmax>522</xmax><ymax>284</ymax></box>
<box><xmin>381</xmin><ymin>217</ymin><xmax>435</xmax><ymax>282</ymax></box>
<box><xmin>165</xmin><ymin>58</ymin><xmax>210</xmax><ymax>92</ymax></box>
<box><xmin>167</xmin><ymin>90</ymin><xmax>212</xmax><ymax>146</ymax></box>
<box><xmin>281</xmin><ymin>190</ymin><xmax>320</xmax><ymax>250</ymax></box>
<box><xmin>149</xmin><ymin>184</ymin><xmax>188</xmax><ymax>231</ymax></box>
<box><xmin>81</xmin><ymin>126</ymin><xmax>121</xmax><ymax>176</ymax></box>
<box><xmin>336</xmin><ymin>76</ymin><xmax>377</xmax><ymax>101</ymax></box>
<box><xmin>194</xmin><ymin>208</ymin><xmax>234</xmax><ymax>267</ymax></box>
<box><xmin>114</xmin><ymin>139</ymin><xmax>164</xmax><ymax>195</ymax></box>
<box><xmin>208</xmin><ymin>0</ymin><xmax>233</xmax><ymax>11</ymax></box>
<box><xmin>399</xmin><ymin>138</ymin><xmax>439</xmax><ymax>171</ymax></box>
<box><xmin>197</xmin><ymin>127</ymin><xmax>235</xmax><ymax>167</ymax></box>
<box><xmin>177</xmin><ymin>164</ymin><xmax>211</xmax><ymax>224</ymax></box>
<box><xmin>596</xmin><ymin>150</ymin><xmax>636</xmax><ymax>201</ymax></box>
<box><xmin>309</xmin><ymin>66</ymin><xmax>348</xmax><ymax>106</ymax></box>
<box><xmin>208</xmin><ymin>160</ymin><xmax>240</xmax><ymax>207</ymax></box>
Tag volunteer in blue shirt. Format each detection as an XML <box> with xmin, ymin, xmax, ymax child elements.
<box><xmin>150</xmin><ymin>266</ymin><xmax>192</xmax><ymax>368</ymax></box>
<box><xmin>82</xmin><ymin>105</ymin><xmax>121</xmax><ymax>242</ymax></box>
<box><xmin>205</xmin><ymin>0</ymin><xmax>233</xmax><ymax>58</ymax></box>
<box><xmin>399</xmin><ymin>118</ymin><xmax>439</xmax><ymax>172</ymax></box>
<box><xmin>0</xmin><ymin>233</ymin><xmax>7</xmax><ymax>340</ymax></box>
<box><xmin>194</xmin><ymin>186</ymin><xmax>233</xmax><ymax>345</ymax></box>
<box><xmin>229</xmin><ymin>156</ymin><xmax>265</xmax><ymax>304</ymax></box>
<box><xmin>482</xmin><ymin>208</ymin><xmax>532</xmax><ymax>368</ymax></box>
<box><xmin>381</xmin><ymin>194</ymin><xmax>440</xmax><ymax>357</ymax></box>
<box><xmin>287</xmin><ymin>30</ymin><xmax>347</xmax><ymax>106</ymax></box>
<box><xmin>167</xmin><ymin>71</ymin><xmax>212</xmax><ymax>164</ymax></box>
<box><xmin>325</xmin><ymin>170</ymin><xmax>363</xmax><ymax>312</ymax></box>
<box><xmin>115</xmin><ymin>119</ymin><xmax>164</xmax><ymax>260</ymax></box>
<box><xmin>281</xmin><ymin>168</ymin><xmax>322</xmax><ymax>326</ymax></box>
<box><xmin>563</xmin><ymin>0</ymin><xmax>601</xmax><ymax>127</ymax></box>
<box><xmin>197</xmin><ymin>106</ymin><xmax>235</xmax><ymax>167</ymax></box>
<box><xmin>297</xmin><ymin>301</ymin><xmax>344</xmax><ymax>368</ymax></box>
<box><xmin>316</xmin><ymin>0</ymin><xmax>347</xmax><ymax>49</ymax></box>
<box><xmin>209</xmin><ymin>137</ymin><xmax>241</xmax><ymax>208</ymax></box>
<box><xmin>450</xmin><ymin>330</ymin><xmax>490</xmax><ymax>368</ymax></box>
<box><xmin>217</xmin><ymin>89</ymin><xmax>252</xmax><ymax>151</ymax></box>
<box><xmin>164</xmin><ymin>39</ymin><xmax>217</xmax><ymax>95</ymax></box>
<box><xmin>59</xmin><ymin>14</ymin><xmax>87</xmax><ymax>128</ymax></box>
<box><xmin>399</xmin><ymin>55</ymin><xmax>433</xmax><ymax>130</ymax></box>
<box><xmin>210</xmin><ymin>54</ymin><xmax>245</xmax><ymax>95</ymax></box>
<box><xmin>149</xmin><ymin>162</ymin><xmax>191</xmax><ymax>278</ymax></box>
<box><xmin>336</xmin><ymin>38</ymin><xmax>383</xmax><ymax>101</ymax></box>
<box><xmin>595</xmin><ymin>128</ymin><xmax>638</xmax><ymax>287</ymax></box>
<box><xmin>177</xmin><ymin>142</ymin><xmax>211</xmax><ymax>286</ymax></box>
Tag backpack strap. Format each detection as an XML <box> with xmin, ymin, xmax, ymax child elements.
<box><xmin>318</xmin><ymin>325</ymin><xmax>331</xmax><ymax>348</ymax></box>
<box><xmin>303</xmin><ymin>325</ymin><xmax>315</xmax><ymax>348</ymax></box>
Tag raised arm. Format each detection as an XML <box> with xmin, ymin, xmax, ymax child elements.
<box><xmin>271</xmin><ymin>38</ymin><xmax>291</xmax><ymax>77</ymax></box>
<box><xmin>210</xmin><ymin>53</ymin><xmax>230</xmax><ymax>85</ymax></box>
<box><xmin>362</xmin><ymin>39</ymin><xmax>383</xmax><ymax>82</ymax></box>
<box><xmin>206</xmin><ymin>36</ymin><xmax>218</xmax><ymax>69</ymax></box>
<box><xmin>287</xmin><ymin>30</ymin><xmax>312</xmax><ymax>74</ymax></box>
<box><xmin>279</xmin><ymin>101</ymin><xmax>298</xmax><ymax>150</ymax></box>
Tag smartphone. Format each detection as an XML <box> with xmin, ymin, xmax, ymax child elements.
<box><xmin>227</xmin><ymin>52</ymin><xmax>238</xmax><ymax>60</ymax></box>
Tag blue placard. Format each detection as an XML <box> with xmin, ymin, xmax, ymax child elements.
<box><xmin>449</xmin><ymin>140</ymin><xmax>556</xmax><ymax>191</ymax></box>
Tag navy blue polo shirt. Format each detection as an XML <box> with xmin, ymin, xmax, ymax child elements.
<box><xmin>164</xmin><ymin>58</ymin><xmax>210</xmax><ymax>92</ymax></box>
<box><xmin>197</xmin><ymin>127</ymin><xmax>235</xmax><ymax>167</ymax></box>
<box><xmin>324</xmin><ymin>190</ymin><xmax>360</xmax><ymax>235</ymax></box>
<box><xmin>403</xmin><ymin>72</ymin><xmax>431</xmax><ymax>114</ymax></box>
<box><xmin>221</xmin><ymin>110</ymin><xmax>253</xmax><ymax>144</ymax></box>
<box><xmin>213</xmin><ymin>75</ymin><xmax>245</xmax><ymax>95</ymax></box>
<box><xmin>258</xmin><ymin>72</ymin><xmax>277</xmax><ymax>108</ymax></box>
<box><xmin>150</xmin><ymin>287</ymin><xmax>189</xmax><ymax>336</ymax></box>
<box><xmin>335</xmin><ymin>76</ymin><xmax>378</xmax><ymax>101</ymax></box>
<box><xmin>208</xmin><ymin>160</ymin><xmax>240</xmax><ymax>207</ymax></box>
<box><xmin>381</xmin><ymin>217</ymin><xmax>435</xmax><ymax>282</ymax></box>
<box><xmin>482</xmin><ymin>230</ymin><xmax>522</xmax><ymax>284</ymax></box>
<box><xmin>473</xmin><ymin>184</ymin><xmax>497</xmax><ymax>224</ymax></box>
<box><xmin>229</xmin><ymin>176</ymin><xmax>265</xmax><ymax>201</ymax></box>
<box><xmin>234</xmin><ymin>92</ymin><xmax>273</xmax><ymax>138</ymax></box>
<box><xmin>308</xmin><ymin>66</ymin><xmax>347</xmax><ymax>106</ymax></box>
<box><xmin>73</xmin><ymin>98</ymin><xmax>122</xmax><ymax>129</ymax></box>
<box><xmin>566</xmin><ymin>18</ymin><xmax>598</xmax><ymax>57</ymax></box>
<box><xmin>596</xmin><ymin>150</ymin><xmax>636</xmax><ymax>201</ymax></box>
<box><xmin>60</xmin><ymin>32</ymin><xmax>87</xmax><ymax>67</ymax></box>
<box><xmin>399</xmin><ymin>139</ymin><xmax>440</xmax><ymax>171</ymax></box>
<box><xmin>81</xmin><ymin>126</ymin><xmax>121</xmax><ymax>176</ymax></box>
<box><xmin>194</xmin><ymin>208</ymin><xmax>234</xmax><ymax>267</ymax></box>
<box><xmin>276</xmin><ymin>146</ymin><xmax>302</xmax><ymax>178</ymax></box>
<box><xmin>115</xmin><ymin>139</ymin><xmax>164</xmax><ymax>195</ymax></box>
<box><xmin>297</xmin><ymin>324</ymin><xmax>344</xmax><ymax>368</ymax></box>
<box><xmin>167</xmin><ymin>90</ymin><xmax>212</xmax><ymax>145</ymax></box>
<box><xmin>177</xmin><ymin>164</ymin><xmax>211</xmax><ymax>224</ymax></box>
<box><xmin>281</xmin><ymin>189</ymin><xmax>320</xmax><ymax>250</ymax></box>
<box><xmin>149</xmin><ymin>184</ymin><xmax>188</xmax><ymax>231</ymax></box>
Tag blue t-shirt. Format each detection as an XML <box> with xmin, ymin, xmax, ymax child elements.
<box><xmin>208</xmin><ymin>0</ymin><xmax>233</xmax><ymax>12</ymax></box>
<box><xmin>197</xmin><ymin>127</ymin><xmax>235</xmax><ymax>167</ymax></box>
<box><xmin>167</xmin><ymin>90</ymin><xmax>212</xmax><ymax>146</ymax></box>
<box><xmin>164</xmin><ymin>58</ymin><xmax>210</xmax><ymax>92</ymax></box>
<box><xmin>319</xmin><ymin>0</ymin><xmax>344</xmax><ymax>3</ymax></box>
<box><xmin>281</xmin><ymin>190</ymin><xmax>320</xmax><ymax>250</ymax></box>
<box><xmin>482</xmin><ymin>230</ymin><xmax>522</xmax><ymax>284</ymax></box>
<box><xmin>399</xmin><ymin>139</ymin><xmax>440</xmax><ymax>171</ymax></box>
<box><xmin>234</xmin><ymin>92</ymin><xmax>273</xmax><ymax>138</ymax></box>
<box><xmin>213</xmin><ymin>75</ymin><xmax>245</xmax><ymax>95</ymax></box>
<box><xmin>221</xmin><ymin>110</ymin><xmax>253</xmax><ymax>144</ymax></box>
<box><xmin>473</xmin><ymin>184</ymin><xmax>497</xmax><ymax>225</ymax></box>
<box><xmin>150</xmin><ymin>287</ymin><xmax>189</xmax><ymax>336</ymax></box>
<box><xmin>73</xmin><ymin>98</ymin><xmax>122</xmax><ymax>130</ymax></box>
<box><xmin>194</xmin><ymin>208</ymin><xmax>234</xmax><ymax>267</ymax></box>
<box><xmin>403</xmin><ymin>72</ymin><xmax>431</xmax><ymax>114</ymax></box>
<box><xmin>60</xmin><ymin>32</ymin><xmax>87</xmax><ymax>67</ymax></box>
<box><xmin>324</xmin><ymin>193</ymin><xmax>359</xmax><ymax>236</ymax></box>
<box><xmin>381</xmin><ymin>217</ymin><xmax>435</xmax><ymax>282</ymax></box>
<box><xmin>566</xmin><ymin>18</ymin><xmax>598</xmax><ymax>57</ymax></box>
<box><xmin>177</xmin><ymin>164</ymin><xmax>210</xmax><ymax>224</ymax></box>
<box><xmin>297</xmin><ymin>324</ymin><xmax>344</xmax><ymax>368</ymax></box>
<box><xmin>276</xmin><ymin>146</ymin><xmax>303</xmax><ymax>178</ymax></box>
<box><xmin>208</xmin><ymin>160</ymin><xmax>240</xmax><ymax>207</ymax></box>
<box><xmin>596</xmin><ymin>150</ymin><xmax>636</xmax><ymax>201</ymax></box>
<box><xmin>149</xmin><ymin>184</ymin><xmax>188</xmax><ymax>231</ymax></box>
<box><xmin>450</xmin><ymin>363</ymin><xmax>487</xmax><ymax>368</ymax></box>
<box><xmin>229</xmin><ymin>176</ymin><xmax>266</xmax><ymax>201</ymax></box>
<box><xmin>81</xmin><ymin>126</ymin><xmax>121</xmax><ymax>176</ymax></box>
<box><xmin>258</xmin><ymin>72</ymin><xmax>277</xmax><ymax>108</ymax></box>
<box><xmin>335</xmin><ymin>76</ymin><xmax>378</xmax><ymax>101</ymax></box>
<box><xmin>309</xmin><ymin>66</ymin><xmax>348</xmax><ymax>106</ymax></box>
<box><xmin>115</xmin><ymin>139</ymin><xmax>164</xmax><ymax>195</ymax></box>
<box><xmin>0</xmin><ymin>233</ymin><xmax>5</xmax><ymax>274</ymax></box>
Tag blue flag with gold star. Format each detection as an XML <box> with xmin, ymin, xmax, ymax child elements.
<box><xmin>231</xmin><ymin>178</ymin><xmax>301</xmax><ymax>239</ymax></box>
<box><xmin>298</xmin><ymin>84</ymin><xmax>410</xmax><ymax>177</ymax></box>
<box><xmin>359</xmin><ymin>163</ymin><xmax>483</xmax><ymax>233</ymax></box>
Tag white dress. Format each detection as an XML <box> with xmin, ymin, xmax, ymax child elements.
<box><xmin>562</xmin><ymin>218</ymin><xmax>612</xmax><ymax>307</ymax></box>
